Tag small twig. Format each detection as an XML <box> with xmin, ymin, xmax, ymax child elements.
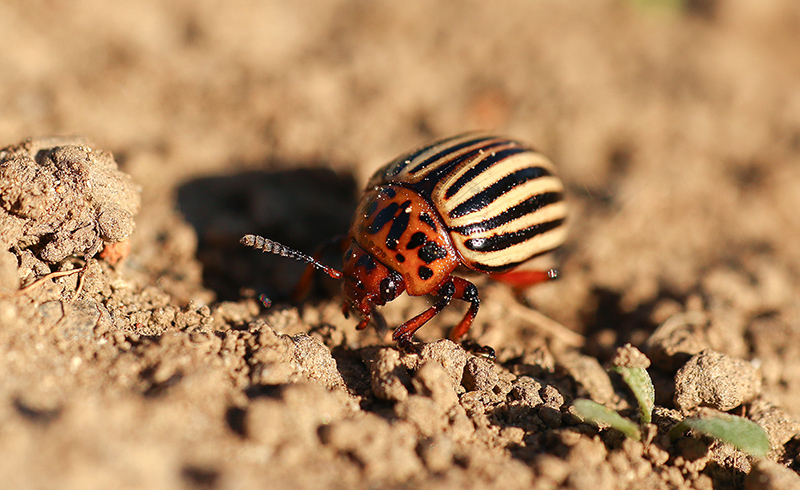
<box><xmin>488</xmin><ymin>285</ymin><xmax>585</xmax><ymax>347</ymax></box>
<box><xmin>649</xmin><ymin>311</ymin><xmax>707</xmax><ymax>339</ymax></box>
<box><xmin>506</xmin><ymin>300</ymin><xmax>586</xmax><ymax>347</ymax></box>
<box><xmin>15</xmin><ymin>266</ymin><xmax>86</xmax><ymax>297</ymax></box>
<box><xmin>70</xmin><ymin>264</ymin><xmax>89</xmax><ymax>303</ymax></box>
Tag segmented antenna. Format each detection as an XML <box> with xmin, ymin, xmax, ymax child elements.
<box><xmin>240</xmin><ymin>234</ymin><xmax>344</xmax><ymax>280</ymax></box>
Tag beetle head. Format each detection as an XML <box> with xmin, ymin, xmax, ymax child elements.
<box><xmin>341</xmin><ymin>241</ymin><xmax>405</xmax><ymax>319</ymax></box>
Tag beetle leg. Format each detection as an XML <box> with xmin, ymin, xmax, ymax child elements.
<box><xmin>491</xmin><ymin>268</ymin><xmax>558</xmax><ymax>289</ymax></box>
<box><xmin>354</xmin><ymin>295</ymin><xmax>376</xmax><ymax>331</ymax></box>
<box><xmin>392</xmin><ymin>277</ymin><xmax>481</xmax><ymax>346</ymax></box>
<box><xmin>392</xmin><ymin>280</ymin><xmax>457</xmax><ymax>346</ymax></box>
<box><xmin>446</xmin><ymin>277</ymin><xmax>480</xmax><ymax>342</ymax></box>
<box><xmin>356</xmin><ymin>317</ymin><xmax>371</xmax><ymax>331</ymax></box>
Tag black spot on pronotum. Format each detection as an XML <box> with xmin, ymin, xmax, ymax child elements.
<box><xmin>407</xmin><ymin>232</ymin><xmax>427</xmax><ymax>249</ymax></box>
<box><xmin>369</xmin><ymin>202</ymin><xmax>399</xmax><ymax>234</ymax></box>
<box><xmin>418</xmin><ymin>241</ymin><xmax>447</xmax><ymax>264</ymax></box>
<box><xmin>419</xmin><ymin>212</ymin><xmax>437</xmax><ymax>231</ymax></box>
<box><xmin>395</xmin><ymin>253</ymin><xmax>406</xmax><ymax>263</ymax></box>
<box><xmin>385</xmin><ymin>200</ymin><xmax>412</xmax><ymax>250</ymax></box>
<box><xmin>363</xmin><ymin>197</ymin><xmax>379</xmax><ymax>218</ymax></box>
<box><xmin>418</xmin><ymin>266</ymin><xmax>433</xmax><ymax>280</ymax></box>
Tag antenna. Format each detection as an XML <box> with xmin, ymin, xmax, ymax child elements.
<box><xmin>240</xmin><ymin>234</ymin><xmax>344</xmax><ymax>280</ymax></box>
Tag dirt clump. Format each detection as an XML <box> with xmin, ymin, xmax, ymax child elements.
<box><xmin>0</xmin><ymin>137</ymin><xmax>140</xmax><ymax>266</ymax></box>
<box><xmin>674</xmin><ymin>349</ymin><xmax>762</xmax><ymax>412</ymax></box>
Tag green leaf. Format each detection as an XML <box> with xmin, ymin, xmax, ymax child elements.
<box><xmin>671</xmin><ymin>414</ymin><xmax>771</xmax><ymax>458</ymax></box>
<box><xmin>573</xmin><ymin>399</ymin><xmax>641</xmax><ymax>440</ymax></box>
<box><xmin>612</xmin><ymin>366</ymin><xmax>655</xmax><ymax>424</ymax></box>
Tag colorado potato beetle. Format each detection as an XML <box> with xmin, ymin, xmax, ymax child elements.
<box><xmin>241</xmin><ymin>134</ymin><xmax>568</xmax><ymax>348</ymax></box>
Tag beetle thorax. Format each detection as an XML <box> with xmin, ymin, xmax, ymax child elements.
<box><xmin>351</xmin><ymin>185</ymin><xmax>460</xmax><ymax>296</ymax></box>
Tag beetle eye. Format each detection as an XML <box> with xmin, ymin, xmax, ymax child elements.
<box><xmin>379</xmin><ymin>277</ymin><xmax>396</xmax><ymax>302</ymax></box>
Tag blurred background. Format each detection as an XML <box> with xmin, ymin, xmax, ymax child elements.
<box><xmin>3</xmin><ymin>0</ymin><xmax>800</xmax><ymax>330</ymax></box>
<box><xmin>3</xmin><ymin>1</ymin><xmax>800</xmax><ymax>487</ymax></box>
<box><xmin>3</xmin><ymin>0</ymin><xmax>800</xmax><ymax>332</ymax></box>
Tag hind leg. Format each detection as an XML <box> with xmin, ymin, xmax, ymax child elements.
<box><xmin>491</xmin><ymin>268</ymin><xmax>558</xmax><ymax>289</ymax></box>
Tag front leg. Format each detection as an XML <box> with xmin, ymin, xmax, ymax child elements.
<box><xmin>392</xmin><ymin>276</ymin><xmax>480</xmax><ymax>347</ymax></box>
<box><xmin>352</xmin><ymin>297</ymin><xmax>374</xmax><ymax>331</ymax></box>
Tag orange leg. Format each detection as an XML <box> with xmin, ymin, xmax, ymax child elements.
<box><xmin>392</xmin><ymin>277</ymin><xmax>480</xmax><ymax>348</ymax></box>
<box><xmin>447</xmin><ymin>277</ymin><xmax>480</xmax><ymax>342</ymax></box>
<box><xmin>491</xmin><ymin>268</ymin><xmax>558</xmax><ymax>289</ymax></box>
<box><xmin>348</xmin><ymin>302</ymin><xmax>387</xmax><ymax>332</ymax></box>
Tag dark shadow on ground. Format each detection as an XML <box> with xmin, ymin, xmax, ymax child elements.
<box><xmin>177</xmin><ymin>164</ymin><xmax>359</xmax><ymax>301</ymax></box>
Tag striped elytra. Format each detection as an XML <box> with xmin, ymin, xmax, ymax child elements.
<box><xmin>241</xmin><ymin>134</ymin><xmax>567</xmax><ymax>349</ymax></box>
<box><xmin>364</xmin><ymin>133</ymin><xmax>568</xmax><ymax>273</ymax></box>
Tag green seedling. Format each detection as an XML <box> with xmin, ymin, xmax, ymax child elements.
<box><xmin>573</xmin><ymin>399</ymin><xmax>641</xmax><ymax>440</ymax></box>
<box><xmin>611</xmin><ymin>365</ymin><xmax>654</xmax><ymax>425</ymax></box>
<box><xmin>572</xmin><ymin>363</ymin><xmax>652</xmax><ymax>439</ymax></box>
<box><xmin>670</xmin><ymin>413</ymin><xmax>771</xmax><ymax>458</ymax></box>
<box><xmin>572</xmin><ymin>356</ymin><xmax>770</xmax><ymax>458</ymax></box>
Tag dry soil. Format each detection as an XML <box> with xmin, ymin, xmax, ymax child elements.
<box><xmin>2</xmin><ymin>1</ymin><xmax>800</xmax><ymax>489</ymax></box>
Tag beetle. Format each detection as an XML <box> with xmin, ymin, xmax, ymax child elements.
<box><xmin>241</xmin><ymin>134</ymin><xmax>568</xmax><ymax>349</ymax></box>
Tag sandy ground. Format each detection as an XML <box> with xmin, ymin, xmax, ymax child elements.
<box><xmin>2</xmin><ymin>1</ymin><xmax>800</xmax><ymax>489</ymax></box>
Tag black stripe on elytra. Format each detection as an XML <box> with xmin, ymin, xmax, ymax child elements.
<box><xmin>450</xmin><ymin>191</ymin><xmax>563</xmax><ymax>236</ymax></box>
<box><xmin>470</xmin><ymin>259</ymin><xmax>527</xmax><ymax>273</ymax></box>
<box><xmin>414</xmin><ymin>139</ymin><xmax>510</xmax><ymax>197</ymax></box>
<box><xmin>469</xmin><ymin>245</ymin><xmax>562</xmax><ymax>273</ymax></box>
<box><xmin>385</xmin><ymin>201</ymin><xmax>412</xmax><ymax>250</ymax></box>
<box><xmin>443</xmin><ymin>147</ymin><xmax>531</xmax><ymax>199</ymax></box>
<box><xmin>448</xmin><ymin>166</ymin><xmax>552</xmax><ymax>219</ymax></box>
<box><xmin>408</xmin><ymin>135</ymin><xmax>497</xmax><ymax>175</ymax></box>
<box><xmin>383</xmin><ymin>145</ymin><xmax>432</xmax><ymax>179</ymax></box>
<box><xmin>383</xmin><ymin>136</ymin><xmax>464</xmax><ymax>179</ymax></box>
<box><xmin>464</xmin><ymin>218</ymin><xmax>566</xmax><ymax>252</ymax></box>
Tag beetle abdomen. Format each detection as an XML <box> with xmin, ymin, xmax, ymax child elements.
<box><xmin>369</xmin><ymin>134</ymin><xmax>568</xmax><ymax>273</ymax></box>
